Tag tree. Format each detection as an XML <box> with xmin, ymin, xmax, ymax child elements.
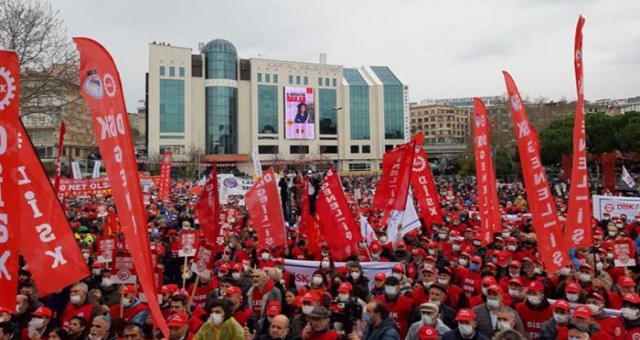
<box><xmin>0</xmin><ymin>0</ymin><xmax>79</xmax><ymax>117</ymax></box>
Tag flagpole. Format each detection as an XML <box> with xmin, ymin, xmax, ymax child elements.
<box><xmin>181</xmin><ymin>256</ymin><xmax>189</xmax><ymax>290</ymax></box>
<box><xmin>187</xmin><ymin>274</ymin><xmax>200</xmax><ymax>310</ymax></box>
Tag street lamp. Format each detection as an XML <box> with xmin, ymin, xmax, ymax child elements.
<box><xmin>332</xmin><ymin>107</ymin><xmax>343</xmax><ymax>170</ymax></box>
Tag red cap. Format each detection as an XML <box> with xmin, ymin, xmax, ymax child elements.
<box><xmin>219</xmin><ymin>264</ymin><xmax>230</xmax><ymax>273</ymax></box>
<box><xmin>418</xmin><ymin>325</ymin><xmax>439</xmax><ymax>340</ymax></box>
<box><xmin>336</xmin><ymin>266</ymin><xmax>348</xmax><ymax>276</ymax></box>
<box><xmin>92</xmin><ymin>262</ymin><xmax>104</xmax><ymax>268</ymax></box>
<box><xmin>266</xmin><ymin>300</ymin><xmax>281</xmax><ymax>316</ymax></box>
<box><xmin>32</xmin><ymin>306</ymin><xmax>52</xmax><ymax>318</ymax></box>
<box><xmin>580</xmin><ymin>263</ymin><xmax>594</xmax><ymax>271</ymax></box>
<box><xmin>565</xmin><ymin>281</ymin><xmax>581</xmax><ymax>293</ymax></box>
<box><xmin>167</xmin><ymin>229</ymin><xmax>178</xmax><ymax>236</ymax></box>
<box><xmin>371</xmin><ymin>244</ymin><xmax>381</xmax><ymax>252</ymax></box>
<box><xmin>275</xmin><ymin>257</ymin><xmax>284</xmax><ymax>264</ymax></box>
<box><xmin>450</xmin><ymin>230</ymin><xmax>460</xmax><ymax>237</ymax></box>
<box><xmin>527</xmin><ymin>281</ymin><xmax>544</xmax><ymax>292</ymax></box>
<box><xmin>573</xmin><ymin>305</ymin><xmax>593</xmax><ymax>319</ymax></box>
<box><xmin>496</xmin><ymin>252</ymin><xmax>509</xmax><ymax>267</ymax></box>
<box><xmin>509</xmin><ymin>261</ymin><xmax>521</xmax><ymax>268</ymax></box>
<box><xmin>623</xmin><ymin>293</ymin><xmax>640</xmax><ymax>304</ymax></box>
<box><xmin>425</xmin><ymin>255</ymin><xmax>436</xmax><ymax>262</ymax></box>
<box><xmin>412</xmin><ymin>248</ymin><xmax>427</xmax><ymax>257</ymax></box>
<box><xmin>552</xmin><ymin>299</ymin><xmax>571</xmax><ymax>311</ymax></box>
<box><xmin>167</xmin><ymin>312</ymin><xmax>189</xmax><ymax>327</ymax></box>
<box><xmin>487</xmin><ymin>284</ymin><xmax>503</xmax><ymax>294</ymax></box>
<box><xmin>392</xmin><ymin>265</ymin><xmax>405</xmax><ymax>273</ymax></box>
<box><xmin>338</xmin><ymin>282</ymin><xmax>353</xmax><ymax>293</ymax></box>
<box><xmin>161</xmin><ymin>284</ymin><xmax>179</xmax><ymax>294</ymax></box>
<box><xmin>246</xmin><ymin>239</ymin><xmax>254</xmax><ymax>248</ymax></box>
<box><xmin>397</xmin><ymin>241</ymin><xmax>406</xmax><ymax>248</ymax></box>
<box><xmin>226</xmin><ymin>286</ymin><xmax>242</xmax><ymax>296</ymax></box>
<box><xmin>428</xmin><ymin>241</ymin><xmax>438</xmax><ymax>249</ymax></box>
<box><xmin>422</xmin><ymin>267</ymin><xmax>436</xmax><ymax>275</ymax></box>
<box><xmin>232</xmin><ymin>263</ymin><xmax>243</xmax><ymax>272</ymax></box>
<box><xmin>375</xmin><ymin>273</ymin><xmax>387</xmax><ymax>281</ymax></box>
<box><xmin>484</xmin><ymin>262</ymin><xmax>497</xmax><ymax>270</ymax></box>
<box><xmin>123</xmin><ymin>285</ymin><xmax>137</xmax><ymax>295</ymax></box>
<box><xmin>508</xmin><ymin>278</ymin><xmax>523</xmax><ymax>286</ymax></box>
<box><xmin>0</xmin><ymin>307</ymin><xmax>13</xmax><ymax>315</ymax></box>
<box><xmin>508</xmin><ymin>237</ymin><xmax>518</xmax><ymax>243</ymax></box>
<box><xmin>471</xmin><ymin>256</ymin><xmax>483</xmax><ymax>264</ymax></box>
<box><xmin>455</xmin><ymin>309</ymin><xmax>476</xmax><ymax>321</ymax></box>
<box><xmin>618</xmin><ymin>276</ymin><xmax>636</xmax><ymax>287</ymax></box>
<box><xmin>481</xmin><ymin>276</ymin><xmax>497</xmax><ymax>286</ymax></box>
<box><xmin>302</xmin><ymin>292</ymin><xmax>320</xmax><ymax>303</ymax></box>
<box><xmin>587</xmin><ymin>292</ymin><xmax>605</xmax><ymax>302</ymax></box>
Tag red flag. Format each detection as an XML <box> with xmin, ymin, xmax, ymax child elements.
<box><xmin>0</xmin><ymin>51</ymin><xmax>22</xmax><ymax>309</ymax></box>
<box><xmin>374</xmin><ymin>142</ymin><xmax>415</xmax><ymax>223</ymax></box>
<box><xmin>53</xmin><ymin>121</ymin><xmax>66</xmax><ymax>194</ymax></box>
<box><xmin>410</xmin><ymin>135</ymin><xmax>443</xmax><ymax>227</ymax></box>
<box><xmin>245</xmin><ymin>168</ymin><xmax>287</xmax><ymax>249</ymax></box>
<box><xmin>503</xmin><ymin>71</ymin><xmax>571</xmax><ymax>273</ymax></box>
<box><xmin>316</xmin><ymin>167</ymin><xmax>361</xmax><ymax>259</ymax></box>
<box><xmin>195</xmin><ymin>167</ymin><xmax>223</xmax><ymax>252</ymax></box>
<box><xmin>565</xmin><ymin>16</ymin><xmax>592</xmax><ymax>249</ymax></box>
<box><xmin>103</xmin><ymin>209</ymin><xmax>120</xmax><ymax>238</ymax></box>
<box><xmin>158</xmin><ymin>151</ymin><xmax>172</xmax><ymax>201</ymax></box>
<box><xmin>74</xmin><ymin>37</ymin><xmax>169</xmax><ymax>337</ymax></box>
<box><xmin>473</xmin><ymin>99</ymin><xmax>502</xmax><ymax>245</ymax></box>
<box><xmin>0</xmin><ymin>51</ymin><xmax>90</xmax><ymax>297</ymax></box>
<box><xmin>299</xmin><ymin>175</ymin><xmax>311</xmax><ymax>235</ymax></box>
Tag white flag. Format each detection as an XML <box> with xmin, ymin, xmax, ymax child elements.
<box><xmin>252</xmin><ymin>148</ymin><xmax>263</xmax><ymax>176</ymax></box>
<box><xmin>92</xmin><ymin>160</ymin><xmax>102</xmax><ymax>178</ymax></box>
<box><xmin>399</xmin><ymin>191</ymin><xmax>421</xmax><ymax>237</ymax></box>
<box><xmin>622</xmin><ymin>166</ymin><xmax>636</xmax><ymax>188</ymax></box>
<box><xmin>360</xmin><ymin>215</ymin><xmax>379</xmax><ymax>245</ymax></box>
<box><xmin>71</xmin><ymin>161</ymin><xmax>82</xmax><ymax>179</ymax></box>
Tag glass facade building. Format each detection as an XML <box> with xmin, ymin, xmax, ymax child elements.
<box><xmin>159</xmin><ymin>79</ymin><xmax>185</xmax><ymax>133</ymax></box>
<box><xmin>258</xmin><ymin>85</ymin><xmax>278</xmax><ymax>134</ymax></box>
<box><xmin>318</xmin><ymin>89</ymin><xmax>337</xmax><ymax>135</ymax></box>
<box><xmin>371</xmin><ymin>66</ymin><xmax>404</xmax><ymax>139</ymax></box>
<box><xmin>344</xmin><ymin>69</ymin><xmax>370</xmax><ymax>140</ymax></box>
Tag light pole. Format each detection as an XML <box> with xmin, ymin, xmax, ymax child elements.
<box><xmin>332</xmin><ymin>106</ymin><xmax>343</xmax><ymax>170</ymax></box>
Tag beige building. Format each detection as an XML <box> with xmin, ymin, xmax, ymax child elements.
<box><xmin>409</xmin><ymin>103</ymin><xmax>471</xmax><ymax>156</ymax></box>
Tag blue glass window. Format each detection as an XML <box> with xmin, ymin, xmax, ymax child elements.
<box><xmin>344</xmin><ymin>69</ymin><xmax>370</xmax><ymax>140</ymax></box>
<box><xmin>258</xmin><ymin>85</ymin><xmax>278</xmax><ymax>134</ymax></box>
<box><xmin>179</xmin><ymin>67</ymin><xmax>185</xmax><ymax>77</ymax></box>
<box><xmin>318</xmin><ymin>77</ymin><xmax>322</xmax><ymax>86</ymax></box>
<box><xmin>159</xmin><ymin>79</ymin><xmax>185</xmax><ymax>133</ymax></box>
<box><xmin>203</xmin><ymin>40</ymin><xmax>237</xmax><ymax>80</ymax></box>
<box><xmin>289</xmin><ymin>75</ymin><xmax>293</xmax><ymax>84</ymax></box>
<box><xmin>257</xmin><ymin>73</ymin><xmax>262</xmax><ymax>82</ymax></box>
<box><xmin>273</xmin><ymin>74</ymin><xmax>278</xmax><ymax>83</ymax></box>
<box><xmin>303</xmin><ymin>76</ymin><xmax>308</xmax><ymax>85</ymax></box>
<box><xmin>265</xmin><ymin>74</ymin><xmax>271</xmax><ymax>83</ymax></box>
<box><xmin>325</xmin><ymin>78</ymin><xmax>329</xmax><ymax>87</ymax></box>
<box><xmin>159</xmin><ymin>66</ymin><xmax>165</xmax><ymax>76</ymax></box>
<box><xmin>332</xmin><ymin>78</ymin><xmax>337</xmax><ymax>87</ymax></box>
<box><xmin>169</xmin><ymin>67</ymin><xmax>175</xmax><ymax>77</ymax></box>
<box><xmin>370</xmin><ymin>67</ymin><xmax>403</xmax><ymax>139</ymax></box>
<box><xmin>319</xmin><ymin>89</ymin><xmax>337</xmax><ymax>135</ymax></box>
<box><xmin>296</xmin><ymin>76</ymin><xmax>300</xmax><ymax>85</ymax></box>
<box><xmin>205</xmin><ymin>86</ymin><xmax>237</xmax><ymax>154</ymax></box>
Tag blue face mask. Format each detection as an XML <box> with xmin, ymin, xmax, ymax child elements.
<box><xmin>363</xmin><ymin>314</ymin><xmax>372</xmax><ymax>324</ymax></box>
<box><xmin>470</xmin><ymin>263</ymin><xmax>480</xmax><ymax>272</ymax></box>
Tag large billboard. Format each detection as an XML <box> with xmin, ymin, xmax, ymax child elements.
<box><xmin>284</xmin><ymin>87</ymin><xmax>315</xmax><ymax>140</ymax></box>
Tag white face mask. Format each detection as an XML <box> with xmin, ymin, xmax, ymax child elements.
<box><xmin>232</xmin><ymin>272</ymin><xmax>241</xmax><ymax>280</ymax></box>
<box><xmin>351</xmin><ymin>272</ymin><xmax>361</xmax><ymax>280</ymax></box>
<box><xmin>428</xmin><ymin>249</ymin><xmax>436</xmax><ymax>255</ymax></box>
<box><xmin>302</xmin><ymin>305</ymin><xmax>314</xmax><ymax>315</ymax></box>
<box><xmin>507</xmin><ymin>245</ymin><xmax>517</xmax><ymax>252</ymax></box>
<box><xmin>458</xmin><ymin>259</ymin><xmax>468</xmax><ymax>266</ymax></box>
<box><xmin>122</xmin><ymin>297</ymin><xmax>132</xmax><ymax>306</ymax></box>
<box><xmin>429</xmin><ymin>299</ymin><xmax>441</xmax><ymax>306</ymax></box>
<box><xmin>509</xmin><ymin>271</ymin><xmax>520</xmax><ymax>278</ymax></box>
<box><xmin>438</xmin><ymin>279</ymin><xmax>449</xmax><ymax>286</ymax></box>
<box><xmin>579</xmin><ymin>273</ymin><xmax>592</xmax><ymax>282</ymax></box>
<box><xmin>385</xmin><ymin>286</ymin><xmax>398</xmax><ymax>296</ymax></box>
<box><xmin>422</xmin><ymin>314</ymin><xmax>433</xmax><ymax>325</ymax></box>
<box><xmin>380</xmin><ymin>236</ymin><xmax>388</xmax><ymax>243</ymax></box>
<box><xmin>210</xmin><ymin>312</ymin><xmax>223</xmax><ymax>325</ymax></box>
<box><xmin>473</xmin><ymin>241</ymin><xmax>482</xmax><ymax>247</ymax></box>
<box><xmin>0</xmin><ymin>317</ymin><xmax>4</xmax><ymax>323</ymax></box>
<box><xmin>338</xmin><ymin>293</ymin><xmax>349</xmax><ymax>302</ymax></box>
<box><xmin>261</xmin><ymin>253</ymin><xmax>270</xmax><ymax>261</ymax></box>
<box><xmin>101</xmin><ymin>278</ymin><xmax>113</xmax><ymax>288</ymax></box>
<box><xmin>321</xmin><ymin>261</ymin><xmax>330</xmax><ymax>269</ymax></box>
<box><xmin>438</xmin><ymin>233</ymin><xmax>447</xmax><ymax>240</ymax></box>
<box><xmin>312</xmin><ymin>276</ymin><xmax>323</xmax><ymax>285</ymax></box>
<box><xmin>498</xmin><ymin>321</ymin><xmax>512</xmax><ymax>330</ymax></box>
<box><xmin>553</xmin><ymin>312</ymin><xmax>569</xmax><ymax>323</ymax></box>
<box><xmin>423</xmin><ymin>281</ymin><xmax>434</xmax><ymax>288</ymax></box>
<box><xmin>70</xmin><ymin>294</ymin><xmax>82</xmax><ymax>305</ymax></box>
<box><xmin>596</xmin><ymin>262</ymin><xmax>604</xmax><ymax>271</ymax></box>
<box><xmin>30</xmin><ymin>317</ymin><xmax>44</xmax><ymax>328</ymax></box>
<box><xmin>92</xmin><ymin>269</ymin><xmax>102</xmax><ymax>276</ymax></box>
<box><xmin>182</xmin><ymin>272</ymin><xmax>192</xmax><ymax>280</ymax></box>
<box><xmin>452</xmin><ymin>244</ymin><xmax>461</xmax><ymax>251</ymax></box>
<box><xmin>622</xmin><ymin>307</ymin><xmax>640</xmax><ymax>320</ymax></box>
<box><xmin>508</xmin><ymin>289</ymin><xmax>520</xmax><ymax>297</ymax></box>
<box><xmin>83</xmin><ymin>253</ymin><xmax>90</xmax><ymax>261</ymax></box>
<box><xmin>459</xmin><ymin>324</ymin><xmax>474</xmax><ymax>336</ymax></box>
<box><xmin>487</xmin><ymin>298</ymin><xmax>501</xmax><ymax>309</ymax></box>
<box><xmin>527</xmin><ymin>295</ymin><xmax>543</xmax><ymax>305</ymax></box>
<box><xmin>502</xmin><ymin>233</ymin><xmax>510</xmax><ymax>238</ymax></box>
<box><xmin>392</xmin><ymin>273</ymin><xmax>402</xmax><ymax>280</ymax></box>
<box><xmin>560</xmin><ymin>267</ymin><xmax>571</xmax><ymax>276</ymax></box>
<box><xmin>566</xmin><ymin>293</ymin><xmax>580</xmax><ymax>302</ymax></box>
<box><xmin>534</xmin><ymin>267</ymin><xmax>543</xmax><ymax>275</ymax></box>
<box><xmin>588</xmin><ymin>303</ymin><xmax>601</xmax><ymax>314</ymax></box>
<box><xmin>481</xmin><ymin>287</ymin><xmax>488</xmax><ymax>296</ymax></box>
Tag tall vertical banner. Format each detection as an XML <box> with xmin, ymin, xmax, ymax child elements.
<box><xmin>71</xmin><ymin>161</ymin><xmax>82</xmax><ymax>179</ymax></box>
<box><xmin>0</xmin><ymin>51</ymin><xmax>21</xmax><ymax>309</ymax></box>
<box><xmin>74</xmin><ymin>37</ymin><xmax>169</xmax><ymax>337</ymax></box>
<box><xmin>1</xmin><ymin>51</ymin><xmax>89</xmax><ymax>298</ymax></box>
<box><xmin>53</xmin><ymin>121</ymin><xmax>66</xmax><ymax>193</ymax></box>
<box><xmin>299</xmin><ymin>175</ymin><xmax>311</xmax><ymax>235</ymax></box>
<box><xmin>410</xmin><ymin>134</ymin><xmax>443</xmax><ymax>227</ymax></box>
<box><xmin>284</xmin><ymin>87</ymin><xmax>315</xmax><ymax>140</ymax></box>
<box><xmin>92</xmin><ymin>160</ymin><xmax>102</xmax><ymax>179</ymax></box>
<box><xmin>245</xmin><ymin>168</ymin><xmax>287</xmax><ymax>249</ymax></box>
<box><xmin>503</xmin><ymin>71</ymin><xmax>570</xmax><ymax>274</ymax></box>
<box><xmin>316</xmin><ymin>167</ymin><xmax>361</xmax><ymax>259</ymax></box>
<box><xmin>565</xmin><ymin>16</ymin><xmax>592</xmax><ymax>249</ymax></box>
<box><xmin>195</xmin><ymin>166</ymin><xmax>223</xmax><ymax>252</ymax></box>
<box><xmin>374</xmin><ymin>142</ymin><xmax>415</xmax><ymax>222</ymax></box>
<box><xmin>251</xmin><ymin>148</ymin><xmax>262</xmax><ymax>176</ymax></box>
<box><xmin>622</xmin><ymin>166</ymin><xmax>636</xmax><ymax>188</ymax></box>
<box><xmin>473</xmin><ymin>98</ymin><xmax>501</xmax><ymax>245</ymax></box>
<box><xmin>158</xmin><ymin>151</ymin><xmax>172</xmax><ymax>201</ymax></box>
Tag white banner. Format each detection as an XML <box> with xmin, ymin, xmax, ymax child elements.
<box><xmin>592</xmin><ymin>195</ymin><xmax>640</xmax><ymax>220</ymax></box>
<box><xmin>71</xmin><ymin>161</ymin><xmax>82</xmax><ymax>179</ymax></box>
<box><xmin>252</xmin><ymin>148</ymin><xmax>262</xmax><ymax>176</ymax></box>
<box><xmin>218</xmin><ymin>174</ymin><xmax>254</xmax><ymax>204</ymax></box>
<box><xmin>92</xmin><ymin>160</ymin><xmax>102</xmax><ymax>179</ymax></box>
<box><xmin>622</xmin><ymin>166</ymin><xmax>636</xmax><ymax>188</ymax></box>
<box><xmin>284</xmin><ymin>259</ymin><xmax>399</xmax><ymax>288</ymax></box>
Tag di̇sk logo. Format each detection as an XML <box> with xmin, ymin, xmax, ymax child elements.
<box><xmin>83</xmin><ymin>70</ymin><xmax>104</xmax><ymax>99</ymax></box>
<box><xmin>117</xmin><ymin>269</ymin><xmax>131</xmax><ymax>281</ymax></box>
<box><xmin>0</xmin><ymin>66</ymin><xmax>17</xmax><ymax>110</ymax></box>
<box><xmin>604</xmin><ymin>204</ymin><xmax>615</xmax><ymax>213</ymax></box>
<box><xmin>163</xmin><ymin>154</ymin><xmax>171</xmax><ymax>164</ymax></box>
<box><xmin>103</xmin><ymin>73</ymin><xmax>117</xmax><ymax>98</ymax></box>
<box><xmin>223</xmin><ymin>178</ymin><xmax>238</xmax><ymax>188</ymax></box>
<box><xmin>413</xmin><ymin>155</ymin><xmax>427</xmax><ymax>173</ymax></box>
<box><xmin>510</xmin><ymin>94</ymin><xmax>522</xmax><ymax>112</ymax></box>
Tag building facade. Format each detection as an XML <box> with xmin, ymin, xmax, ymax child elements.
<box><xmin>409</xmin><ymin>103</ymin><xmax>471</xmax><ymax>156</ymax></box>
<box><xmin>147</xmin><ymin>40</ymin><xmax>409</xmax><ymax>172</ymax></box>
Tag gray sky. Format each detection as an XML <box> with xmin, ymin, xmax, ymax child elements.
<box><xmin>55</xmin><ymin>0</ymin><xmax>639</xmax><ymax>111</ymax></box>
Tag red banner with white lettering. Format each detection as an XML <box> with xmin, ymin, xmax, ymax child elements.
<box><xmin>53</xmin><ymin>121</ymin><xmax>65</xmax><ymax>194</ymax></box>
<box><xmin>316</xmin><ymin>167</ymin><xmax>361</xmax><ymax>259</ymax></box>
<box><xmin>58</xmin><ymin>176</ymin><xmax>111</xmax><ymax>196</ymax></box>
<box><xmin>565</xmin><ymin>16</ymin><xmax>593</xmax><ymax>249</ymax></box>
<box><xmin>0</xmin><ymin>51</ymin><xmax>22</xmax><ymax>309</ymax></box>
<box><xmin>1</xmin><ymin>51</ymin><xmax>89</xmax><ymax>297</ymax></box>
<box><xmin>410</xmin><ymin>135</ymin><xmax>443</xmax><ymax>227</ymax></box>
<box><xmin>74</xmin><ymin>37</ymin><xmax>169</xmax><ymax>337</ymax></box>
<box><xmin>374</xmin><ymin>141</ymin><xmax>415</xmax><ymax>222</ymax></box>
<box><xmin>473</xmin><ymin>99</ymin><xmax>501</xmax><ymax>245</ymax></box>
<box><xmin>158</xmin><ymin>151</ymin><xmax>172</xmax><ymax>201</ymax></box>
<box><xmin>195</xmin><ymin>167</ymin><xmax>223</xmax><ymax>252</ymax></box>
<box><xmin>503</xmin><ymin>71</ymin><xmax>570</xmax><ymax>273</ymax></box>
<box><xmin>245</xmin><ymin>168</ymin><xmax>286</xmax><ymax>249</ymax></box>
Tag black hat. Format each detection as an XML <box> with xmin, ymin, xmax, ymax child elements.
<box><xmin>385</xmin><ymin>277</ymin><xmax>400</xmax><ymax>286</ymax></box>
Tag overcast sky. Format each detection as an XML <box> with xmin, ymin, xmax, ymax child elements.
<box><xmin>55</xmin><ymin>0</ymin><xmax>639</xmax><ymax>111</ymax></box>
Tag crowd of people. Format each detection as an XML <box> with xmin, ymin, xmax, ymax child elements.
<box><xmin>4</xmin><ymin>169</ymin><xmax>640</xmax><ymax>340</ymax></box>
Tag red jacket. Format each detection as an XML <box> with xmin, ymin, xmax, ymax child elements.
<box><xmin>61</xmin><ymin>302</ymin><xmax>95</xmax><ymax>329</ymax></box>
<box><xmin>375</xmin><ymin>294</ymin><xmax>413</xmax><ymax>339</ymax></box>
<box><xmin>109</xmin><ymin>302</ymin><xmax>148</xmax><ymax>323</ymax></box>
<box><xmin>594</xmin><ymin>314</ymin><xmax>625</xmax><ymax>338</ymax></box>
<box><xmin>233</xmin><ymin>307</ymin><xmax>254</xmax><ymax>327</ymax></box>
<box><xmin>515</xmin><ymin>301</ymin><xmax>553</xmax><ymax>339</ymax></box>
<box><xmin>187</xmin><ymin>279</ymin><xmax>218</xmax><ymax>309</ymax></box>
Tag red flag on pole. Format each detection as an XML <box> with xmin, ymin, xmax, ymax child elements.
<box><xmin>410</xmin><ymin>134</ymin><xmax>443</xmax><ymax>227</ymax></box>
<box><xmin>158</xmin><ymin>151</ymin><xmax>172</xmax><ymax>201</ymax></box>
<box><xmin>503</xmin><ymin>71</ymin><xmax>571</xmax><ymax>274</ymax></box>
<box><xmin>374</xmin><ymin>141</ymin><xmax>415</xmax><ymax>224</ymax></box>
<box><xmin>316</xmin><ymin>167</ymin><xmax>361</xmax><ymax>259</ymax></box>
<box><xmin>0</xmin><ymin>51</ymin><xmax>22</xmax><ymax>309</ymax></box>
<box><xmin>565</xmin><ymin>16</ymin><xmax>593</xmax><ymax>249</ymax></box>
<box><xmin>74</xmin><ymin>37</ymin><xmax>169</xmax><ymax>337</ymax></box>
<box><xmin>245</xmin><ymin>168</ymin><xmax>287</xmax><ymax>250</ymax></box>
<box><xmin>299</xmin><ymin>175</ymin><xmax>311</xmax><ymax>235</ymax></box>
<box><xmin>53</xmin><ymin>121</ymin><xmax>66</xmax><ymax>194</ymax></box>
<box><xmin>195</xmin><ymin>165</ymin><xmax>223</xmax><ymax>252</ymax></box>
<box><xmin>473</xmin><ymin>98</ymin><xmax>502</xmax><ymax>245</ymax></box>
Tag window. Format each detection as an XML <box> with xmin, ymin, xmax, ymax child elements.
<box><xmin>349</xmin><ymin>163</ymin><xmax>371</xmax><ymax>171</ymax></box>
<box><xmin>159</xmin><ymin>66</ymin><xmax>165</xmax><ymax>76</ymax></box>
<box><xmin>258</xmin><ymin>85</ymin><xmax>278</xmax><ymax>134</ymax></box>
<box><xmin>332</xmin><ymin>78</ymin><xmax>337</xmax><ymax>87</ymax></box>
<box><xmin>258</xmin><ymin>145</ymin><xmax>279</xmax><ymax>154</ymax></box>
<box><xmin>351</xmin><ymin>145</ymin><xmax>359</xmax><ymax>153</ymax></box>
<box><xmin>319</xmin><ymin>89</ymin><xmax>337</xmax><ymax>135</ymax></box>
<box><xmin>265</xmin><ymin>74</ymin><xmax>271</xmax><ymax>83</ymax></box>
<box><xmin>318</xmin><ymin>77</ymin><xmax>322</xmax><ymax>86</ymax></box>
<box><xmin>257</xmin><ymin>73</ymin><xmax>262</xmax><ymax>82</ymax></box>
<box><xmin>296</xmin><ymin>76</ymin><xmax>300</xmax><ymax>85</ymax></box>
<box><xmin>344</xmin><ymin>69</ymin><xmax>370</xmax><ymax>140</ymax></box>
<box><xmin>75</xmin><ymin>149</ymin><xmax>80</xmax><ymax>157</ymax></box>
<box><xmin>169</xmin><ymin>67</ymin><xmax>175</xmax><ymax>77</ymax></box>
<box><xmin>289</xmin><ymin>75</ymin><xmax>293</xmax><ymax>84</ymax></box>
<box><xmin>273</xmin><ymin>74</ymin><xmax>278</xmax><ymax>83</ymax></box>
<box><xmin>319</xmin><ymin>145</ymin><xmax>337</xmax><ymax>154</ymax></box>
<box><xmin>385</xmin><ymin>145</ymin><xmax>393</xmax><ymax>151</ymax></box>
<box><xmin>160</xmin><ymin>145</ymin><xmax>185</xmax><ymax>155</ymax></box>
<box><xmin>179</xmin><ymin>67</ymin><xmax>185</xmax><ymax>77</ymax></box>
<box><xmin>303</xmin><ymin>76</ymin><xmax>308</xmax><ymax>85</ymax></box>
<box><xmin>159</xmin><ymin>79</ymin><xmax>185</xmax><ymax>133</ymax></box>
<box><xmin>362</xmin><ymin>145</ymin><xmax>371</xmax><ymax>153</ymax></box>
<box><xmin>290</xmin><ymin>145</ymin><xmax>309</xmax><ymax>154</ymax></box>
<box><xmin>325</xmin><ymin>78</ymin><xmax>329</xmax><ymax>87</ymax></box>
<box><xmin>205</xmin><ymin>86</ymin><xmax>237</xmax><ymax>154</ymax></box>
